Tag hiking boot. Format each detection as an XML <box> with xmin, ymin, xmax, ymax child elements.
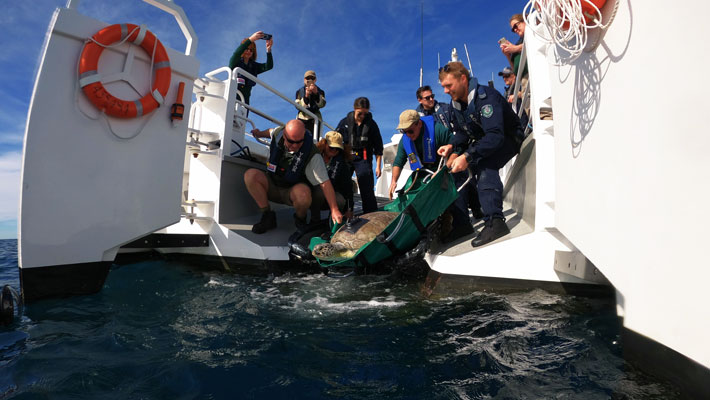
<box><xmin>252</xmin><ymin>210</ymin><xmax>276</xmax><ymax>234</ymax></box>
<box><xmin>471</xmin><ymin>218</ymin><xmax>510</xmax><ymax>247</ymax></box>
<box><xmin>442</xmin><ymin>223</ymin><xmax>475</xmax><ymax>244</ymax></box>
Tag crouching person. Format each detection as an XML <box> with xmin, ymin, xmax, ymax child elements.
<box><xmin>244</xmin><ymin>119</ymin><xmax>343</xmax><ymax>234</ymax></box>
<box><xmin>311</xmin><ymin>131</ymin><xmax>355</xmax><ymax>223</ymax></box>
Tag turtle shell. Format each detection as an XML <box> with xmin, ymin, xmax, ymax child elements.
<box><xmin>331</xmin><ymin>211</ymin><xmax>398</xmax><ymax>250</ymax></box>
<box><xmin>312</xmin><ymin>211</ymin><xmax>398</xmax><ymax>261</ymax></box>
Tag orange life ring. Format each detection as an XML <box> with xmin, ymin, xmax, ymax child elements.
<box><xmin>561</xmin><ymin>0</ymin><xmax>606</xmax><ymax>28</ymax></box>
<box><xmin>78</xmin><ymin>23</ymin><xmax>171</xmax><ymax>119</ymax></box>
<box><xmin>581</xmin><ymin>0</ymin><xmax>606</xmax><ymax>25</ymax></box>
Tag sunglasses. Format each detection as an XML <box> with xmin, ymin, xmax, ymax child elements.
<box><xmin>511</xmin><ymin>21</ymin><xmax>522</xmax><ymax>33</ymax></box>
<box><xmin>421</xmin><ymin>95</ymin><xmax>435</xmax><ymax>101</ymax></box>
<box><xmin>305</xmin><ymin>76</ymin><xmax>315</xmax><ymax>80</ymax></box>
<box><xmin>399</xmin><ymin>127</ymin><xmax>416</xmax><ymax>135</ymax></box>
<box><xmin>284</xmin><ymin>134</ymin><xmax>305</xmax><ymax>144</ymax></box>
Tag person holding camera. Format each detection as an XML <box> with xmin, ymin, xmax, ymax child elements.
<box><xmin>295</xmin><ymin>71</ymin><xmax>326</xmax><ymax>134</ymax></box>
<box><xmin>500</xmin><ymin>14</ymin><xmax>526</xmax><ymax>77</ymax></box>
<box><xmin>228</xmin><ymin>31</ymin><xmax>274</xmax><ymax>105</ymax></box>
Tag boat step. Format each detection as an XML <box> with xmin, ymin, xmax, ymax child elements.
<box><xmin>180</xmin><ymin>212</ymin><xmax>213</xmax><ymax>221</ymax></box>
<box><xmin>187</xmin><ymin>127</ymin><xmax>221</xmax><ymax>138</ymax></box>
<box><xmin>192</xmin><ymin>90</ymin><xmax>224</xmax><ymax>100</ymax></box>
<box><xmin>182</xmin><ymin>200</ymin><xmax>215</xmax><ymax>206</ymax></box>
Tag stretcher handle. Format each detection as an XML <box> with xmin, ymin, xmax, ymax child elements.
<box><xmin>376</xmin><ymin>211</ymin><xmax>408</xmax><ymax>245</ymax></box>
<box><xmin>456</xmin><ymin>168</ymin><xmax>474</xmax><ymax>193</ymax></box>
<box><xmin>422</xmin><ymin>157</ymin><xmax>448</xmax><ymax>185</ymax></box>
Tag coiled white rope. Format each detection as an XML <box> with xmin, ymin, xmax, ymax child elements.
<box><xmin>524</xmin><ymin>0</ymin><xmax>619</xmax><ymax>63</ymax></box>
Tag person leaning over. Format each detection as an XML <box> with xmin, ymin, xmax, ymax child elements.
<box><xmin>244</xmin><ymin>120</ymin><xmax>343</xmax><ymax>234</ymax></box>
<box><xmin>437</xmin><ymin>62</ymin><xmax>525</xmax><ymax>247</ymax></box>
<box><xmin>311</xmin><ymin>131</ymin><xmax>354</xmax><ymax>223</ymax></box>
<box><xmin>229</xmin><ymin>31</ymin><xmax>273</xmax><ymax>105</ymax></box>
<box><xmin>295</xmin><ymin>70</ymin><xmax>326</xmax><ymax>134</ymax></box>
<box><xmin>389</xmin><ymin>110</ymin><xmax>474</xmax><ymax>242</ymax></box>
<box><xmin>335</xmin><ymin>97</ymin><xmax>383</xmax><ymax>214</ymax></box>
<box><xmin>500</xmin><ymin>14</ymin><xmax>527</xmax><ymax>78</ymax></box>
<box><xmin>415</xmin><ymin>85</ymin><xmax>450</xmax><ymax>127</ymax></box>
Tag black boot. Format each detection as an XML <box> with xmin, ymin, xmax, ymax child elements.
<box><xmin>442</xmin><ymin>223</ymin><xmax>475</xmax><ymax>244</ymax></box>
<box><xmin>252</xmin><ymin>210</ymin><xmax>276</xmax><ymax>234</ymax></box>
<box><xmin>471</xmin><ymin>218</ymin><xmax>510</xmax><ymax>247</ymax></box>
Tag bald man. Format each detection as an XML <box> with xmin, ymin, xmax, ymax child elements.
<box><xmin>245</xmin><ymin>119</ymin><xmax>343</xmax><ymax>233</ymax></box>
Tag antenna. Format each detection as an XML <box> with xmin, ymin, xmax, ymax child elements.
<box><xmin>419</xmin><ymin>1</ymin><xmax>423</xmax><ymax>87</ymax></box>
<box><xmin>463</xmin><ymin>43</ymin><xmax>473</xmax><ymax>76</ymax></box>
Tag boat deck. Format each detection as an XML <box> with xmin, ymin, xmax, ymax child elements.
<box><xmin>222</xmin><ymin>194</ymin><xmax>394</xmax><ymax>248</ymax></box>
<box><xmin>430</xmin><ymin>206</ymin><xmax>532</xmax><ymax>256</ymax></box>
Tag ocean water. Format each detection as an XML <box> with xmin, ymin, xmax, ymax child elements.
<box><xmin>0</xmin><ymin>239</ymin><xmax>680</xmax><ymax>399</ymax></box>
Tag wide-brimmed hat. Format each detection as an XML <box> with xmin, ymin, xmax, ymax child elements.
<box><xmin>396</xmin><ymin>109</ymin><xmax>420</xmax><ymax>131</ymax></box>
<box><xmin>325</xmin><ymin>131</ymin><xmax>343</xmax><ymax>149</ymax></box>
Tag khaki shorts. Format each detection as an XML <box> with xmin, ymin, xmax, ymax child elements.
<box><xmin>266</xmin><ymin>174</ymin><xmax>309</xmax><ymax>206</ymax></box>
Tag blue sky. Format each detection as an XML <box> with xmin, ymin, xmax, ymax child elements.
<box><xmin>0</xmin><ymin>0</ymin><xmax>528</xmax><ymax>239</ymax></box>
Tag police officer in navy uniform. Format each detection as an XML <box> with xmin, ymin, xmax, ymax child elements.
<box><xmin>437</xmin><ymin>62</ymin><xmax>525</xmax><ymax>247</ymax></box>
<box><xmin>419</xmin><ymin>84</ymin><xmax>484</xmax><ymax>224</ymax></box>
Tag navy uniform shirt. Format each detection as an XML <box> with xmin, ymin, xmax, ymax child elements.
<box><xmin>416</xmin><ymin>102</ymin><xmax>452</xmax><ymax>128</ymax></box>
<box><xmin>445</xmin><ymin>77</ymin><xmax>524</xmax><ymax>165</ymax></box>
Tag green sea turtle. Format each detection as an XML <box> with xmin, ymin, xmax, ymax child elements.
<box><xmin>312</xmin><ymin>211</ymin><xmax>399</xmax><ymax>261</ymax></box>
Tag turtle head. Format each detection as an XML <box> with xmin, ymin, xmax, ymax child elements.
<box><xmin>312</xmin><ymin>243</ymin><xmax>335</xmax><ymax>259</ymax></box>
<box><xmin>312</xmin><ymin>242</ymin><xmax>349</xmax><ymax>261</ymax></box>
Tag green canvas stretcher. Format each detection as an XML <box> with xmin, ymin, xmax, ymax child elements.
<box><xmin>309</xmin><ymin>167</ymin><xmax>460</xmax><ymax>268</ymax></box>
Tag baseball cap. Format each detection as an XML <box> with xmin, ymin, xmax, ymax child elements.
<box><xmin>396</xmin><ymin>110</ymin><xmax>420</xmax><ymax>131</ymax></box>
<box><xmin>498</xmin><ymin>67</ymin><xmax>514</xmax><ymax>76</ymax></box>
<box><xmin>304</xmin><ymin>70</ymin><xmax>317</xmax><ymax>79</ymax></box>
<box><xmin>325</xmin><ymin>131</ymin><xmax>344</xmax><ymax>149</ymax></box>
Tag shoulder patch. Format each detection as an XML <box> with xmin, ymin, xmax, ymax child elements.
<box><xmin>481</xmin><ymin>104</ymin><xmax>494</xmax><ymax>118</ymax></box>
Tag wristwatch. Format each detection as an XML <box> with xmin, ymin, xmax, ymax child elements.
<box><xmin>463</xmin><ymin>152</ymin><xmax>473</xmax><ymax>164</ymax></box>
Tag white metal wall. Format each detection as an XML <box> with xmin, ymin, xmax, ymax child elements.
<box><xmin>547</xmin><ymin>0</ymin><xmax>710</xmax><ymax>367</ymax></box>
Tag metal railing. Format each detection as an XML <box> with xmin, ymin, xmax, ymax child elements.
<box><xmin>511</xmin><ymin>44</ymin><xmax>529</xmax><ymax>119</ymax></box>
<box><xmin>233</xmin><ymin>67</ymin><xmax>335</xmax><ymax>139</ymax></box>
<box><xmin>67</xmin><ymin>0</ymin><xmax>198</xmax><ymax>56</ymax></box>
